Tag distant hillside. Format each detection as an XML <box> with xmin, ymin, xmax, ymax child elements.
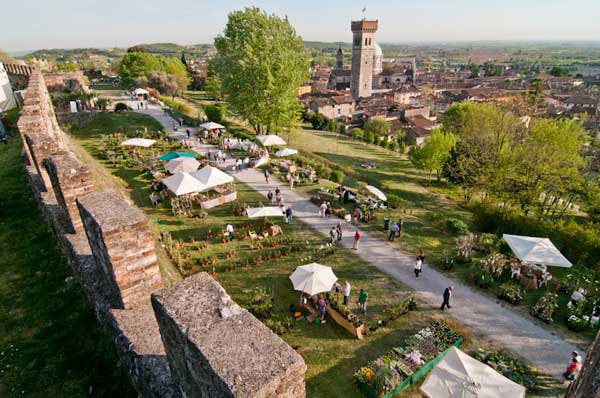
<box><xmin>127</xmin><ymin>43</ymin><xmax>212</xmax><ymax>57</ymax></box>
<box><xmin>24</xmin><ymin>48</ymin><xmax>124</xmax><ymax>61</ymax></box>
<box><xmin>304</xmin><ymin>41</ymin><xmax>351</xmax><ymax>51</ymax></box>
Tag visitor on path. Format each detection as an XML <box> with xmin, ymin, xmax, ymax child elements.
<box><xmin>358</xmin><ymin>289</ymin><xmax>368</xmax><ymax>314</ymax></box>
<box><xmin>319</xmin><ymin>202</ymin><xmax>328</xmax><ymax>218</ymax></box>
<box><xmin>336</xmin><ymin>222</ymin><xmax>343</xmax><ymax>241</ymax></box>
<box><xmin>397</xmin><ymin>219</ymin><xmax>404</xmax><ymax>241</ymax></box>
<box><xmin>179</xmin><ymin>118</ymin><xmax>183</xmax><ymax>127</ymax></box>
<box><xmin>389</xmin><ymin>222</ymin><xmax>399</xmax><ymax>241</ymax></box>
<box><xmin>329</xmin><ymin>227</ymin><xmax>337</xmax><ymax>245</ymax></box>
<box><xmin>276</xmin><ymin>193</ymin><xmax>283</xmax><ymax>206</ymax></box>
<box><xmin>440</xmin><ymin>286</ymin><xmax>453</xmax><ymax>311</ymax></box>
<box><xmin>418</xmin><ymin>250</ymin><xmax>426</xmax><ymax>263</ymax></box>
<box><xmin>186</xmin><ymin>129</ymin><xmax>190</xmax><ymax>139</ymax></box>
<box><xmin>570</xmin><ymin>288</ymin><xmax>585</xmax><ymax>307</ymax></box>
<box><xmin>414</xmin><ymin>256</ymin><xmax>423</xmax><ymax>278</ymax></box>
<box><xmin>325</xmin><ymin>202</ymin><xmax>332</xmax><ymax>217</ymax></box>
<box><xmin>353</xmin><ymin>230</ymin><xmax>361</xmax><ymax>250</ymax></box>
<box><xmin>267</xmin><ymin>190</ymin><xmax>274</xmax><ymax>204</ymax></box>
<box><xmin>561</xmin><ymin>351</ymin><xmax>582</xmax><ymax>384</ymax></box>
<box><xmin>275</xmin><ymin>187</ymin><xmax>280</xmax><ymax>196</ymax></box>
<box><xmin>317</xmin><ymin>294</ymin><xmax>327</xmax><ymax>322</ymax></box>
<box><xmin>343</xmin><ymin>281</ymin><xmax>351</xmax><ymax>305</ymax></box>
<box><xmin>286</xmin><ymin>207</ymin><xmax>293</xmax><ymax>224</ymax></box>
<box><xmin>264</xmin><ymin>169</ymin><xmax>270</xmax><ymax>184</ymax></box>
<box><xmin>226</xmin><ymin>224</ymin><xmax>234</xmax><ymax>241</ymax></box>
<box><xmin>236</xmin><ymin>158</ymin><xmax>242</xmax><ymax>172</ymax></box>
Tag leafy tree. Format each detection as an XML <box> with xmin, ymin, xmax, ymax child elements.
<box><xmin>204</xmin><ymin>104</ymin><xmax>227</xmax><ymax>124</ymax></box>
<box><xmin>212</xmin><ymin>7</ymin><xmax>310</xmax><ymax>134</ymax></box>
<box><xmin>147</xmin><ymin>71</ymin><xmax>180</xmax><ymax>96</ymax></box>
<box><xmin>408</xmin><ymin>128</ymin><xmax>456</xmax><ymax>182</ymax></box>
<box><xmin>55</xmin><ymin>62</ymin><xmax>78</xmax><ymax>72</ymax></box>
<box><xmin>526</xmin><ymin>78</ymin><xmax>545</xmax><ymax>107</ymax></box>
<box><xmin>327</xmin><ymin>118</ymin><xmax>336</xmax><ymax>132</ymax></box>
<box><xmin>119</xmin><ymin>52</ymin><xmax>162</xmax><ymax>85</ymax></box>
<box><xmin>160</xmin><ymin>56</ymin><xmax>189</xmax><ymax>93</ymax></box>
<box><xmin>352</xmin><ymin>128</ymin><xmax>363</xmax><ymax>140</ymax></box>
<box><xmin>363</xmin><ymin>117</ymin><xmax>390</xmax><ymax>137</ymax></box>
<box><xmin>365</xmin><ymin>130</ymin><xmax>375</xmax><ymax>144</ymax></box>
<box><xmin>549</xmin><ymin>66</ymin><xmax>570</xmax><ymax>77</ymax></box>
<box><xmin>339</xmin><ymin>124</ymin><xmax>346</xmax><ymax>136</ymax></box>
<box><xmin>204</xmin><ymin>74</ymin><xmax>223</xmax><ymax>100</ymax></box>
<box><xmin>310</xmin><ymin>113</ymin><xmax>328</xmax><ymax>130</ymax></box>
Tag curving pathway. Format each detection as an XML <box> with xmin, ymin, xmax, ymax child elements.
<box><xmin>138</xmin><ymin>106</ymin><xmax>579</xmax><ymax>379</ymax></box>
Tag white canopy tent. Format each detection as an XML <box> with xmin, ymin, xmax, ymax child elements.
<box><xmin>199</xmin><ymin>121</ymin><xmax>225</xmax><ymax>130</ymax></box>
<box><xmin>503</xmin><ymin>234</ymin><xmax>572</xmax><ymax>268</ymax></box>
<box><xmin>231</xmin><ymin>141</ymin><xmax>254</xmax><ymax>151</ymax></box>
<box><xmin>289</xmin><ymin>263</ymin><xmax>338</xmax><ymax>296</ymax></box>
<box><xmin>256</xmin><ymin>134</ymin><xmax>286</xmax><ymax>147</ymax></box>
<box><xmin>275</xmin><ymin>148</ymin><xmax>299</xmax><ymax>157</ymax></box>
<box><xmin>365</xmin><ymin>185</ymin><xmax>387</xmax><ymax>201</ymax></box>
<box><xmin>246</xmin><ymin>207</ymin><xmax>285</xmax><ymax>218</ymax></box>
<box><xmin>421</xmin><ymin>347</ymin><xmax>526</xmax><ymax>398</ymax></box>
<box><xmin>134</xmin><ymin>88</ymin><xmax>149</xmax><ymax>96</ymax></box>
<box><xmin>121</xmin><ymin>138</ymin><xmax>156</xmax><ymax>148</ymax></box>
<box><xmin>166</xmin><ymin>157</ymin><xmax>200</xmax><ymax>174</ymax></box>
<box><xmin>161</xmin><ymin>172</ymin><xmax>206</xmax><ymax>196</ymax></box>
<box><xmin>190</xmin><ymin>166</ymin><xmax>234</xmax><ymax>191</ymax></box>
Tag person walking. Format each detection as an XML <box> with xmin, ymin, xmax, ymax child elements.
<box><xmin>329</xmin><ymin>226</ymin><xmax>337</xmax><ymax>245</ymax></box>
<box><xmin>186</xmin><ymin>129</ymin><xmax>191</xmax><ymax>139</ymax></box>
<box><xmin>226</xmin><ymin>224</ymin><xmax>235</xmax><ymax>241</ymax></box>
<box><xmin>285</xmin><ymin>207</ymin><xmax>293</xmax><ymax>224</ymax></box>
<box><xmin>397</xmin><ymin>218</ymin><xmax>404</xmax><ymax>241</ymax></box>
<box><xmin>336</xmin><ymin>222</ymin><xmax>343</xmax><ymax>241</ymax></box>
<box><xmin>414</xmin><ymin>255</ymin><xmax>423</xmax><ymax>278</ymax></box>
<box><xmin>440</xmin><ymin>286</ymin><xmax>453</xmax><ymax>311</ymax></box>
<box><xmin>267</xmin><ymin>190</ymin><xmax>274</xmax><ymax>204</ymax></box>
<box><xmin>561</xmin><ymin>351</ymin><xmax>582</xmax><ymax>384</ymax></box>
<box><xmin>353</xmin><ymin>230</ymin><xmax>361</xmax><ymax>250</ymax></box>
<box><xmin>319</xmin><ymin>202</ymin><xmax>328</xmax><ymax>218</ymax></box>
<box><xmin>264</xmin><ymin>169</ymin><xmax>270</xmax><ymax>184</ymax></box>
<box><xmin>343</xmin><ymin>281</ymin><xmax>351</xmax><ymax>305</ymax></box>
<box><xmin>388</xmin><ymin>222</ymin><xmax>399</xmax><ymax>241</ymax></box>
<box><xmin>358</xmin><ymin>289</ymin><xmax>368</xmax><ymax>314</ymax></box>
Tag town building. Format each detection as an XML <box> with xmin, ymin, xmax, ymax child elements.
<box><xmin>350</xmin><ymin>19</ymin><xmax>378</xmax><ymax>98</ymax></box>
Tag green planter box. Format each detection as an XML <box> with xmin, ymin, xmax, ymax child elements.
<box><xmin>357</xmin><ymin>337</ymin><xmax>463</xmax><ymax>398</ymax></box>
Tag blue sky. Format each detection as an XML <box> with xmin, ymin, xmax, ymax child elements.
<box><xmin>4</xmin><ymin>0</ymin><xmax>600</xmax><ymax>52</ymax></box>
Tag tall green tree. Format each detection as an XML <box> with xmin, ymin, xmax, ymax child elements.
<box><xmin>119</xmin><ymin>52</ymin><xmax>162</xmax><ymax>85</ymax></box>
<box><xmin>408</xmin><ymin>128</ymin><xmax>456</xmax><ymax>182</ymax></box>
<box><xmin>212</xmin><ymin>7</ymin><xmax>310</xmax><ymax>133</ymax></box>
<box><xmin>526</xmin><ymin>78</ymin><xmax>545</xmax><ymax>107</ymax></box>
<box><xmin>363</xmin><ymin>117</ymin><xmax>391</xmax><ymax>137</ymax></box>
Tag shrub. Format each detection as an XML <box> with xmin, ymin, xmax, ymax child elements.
<box><xmin>530</xmin><ymin>292</ymin><xmax>559</xmax><ymax>323</ymax></box>
<box><xmin>472</xmin><ymin>270</ymin><xmax>493</xmax><ymax>289</ymax></box>
<box><xmin>446</xmin><ymin>218</ymin><xmax>470</xmax><ymax>235</ymax></box>
<box><xmin>386</xmin><ymin>194</ymin><xmax>403</xmax><ymax>209</ymax></box>
<box><xmin>365</xmin><ymin>130</ymin><xmax>375</xmax><ymax>144</ymax></box>
<box><xmin>389</xmin><ymin>141</ymin><xmax>399</xmax><ymax>151</ymax></box>
<box><xmin>456</xmin><ymin>233</ymin><xmax>476</xmax><ymax>261</ymax></box>
<box><xmin>339</xmin><ymin>124</ymin><xmax>347</xmax><ymax>135</ymax></box>
<box><xmin>204</xmin><ymin>104</ymin><xmax>226</xmax><ymax>124</ymax></box>
<box><xmin>497</xmin><ymin>283</ymin><xmax>524</xmax><ymax>305</ymax></box>
<box><xmin>329</xmin><ymin>170</ymin><xmax>344</xmax><ymax>183</ymax></box>
<box><xmin>352</xmin><ymin>128</ymin><xmax>363</xmax><ymax>140</ymax></box>
<box><xmin>114</xmin><ymin>102</ymin><xmax>128</xmax><ymax>112</ymax></box>
<box><xmin>477</xmin><ymin>233</ymin><xmax>498</xmax><ymax>253</ymax></box>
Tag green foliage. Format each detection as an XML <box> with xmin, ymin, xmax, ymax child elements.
<box><xmin>338</xmin><ymin>124</ymin><xmax>346</xmax><ymax>135</ymax></box>
<box><xmin>204</xmin><ymin>74</ymin><xmax>223</xmax><ymax>100</ymax></box>
<box><xmin>352</xmin><ymin>128</ymin><xmax>363</xmax><ymax>140</ymax></box>
<box><xmin>204</xmin><ymin>104</ymin><xmax>227</xmax><ymax>124</ymax></box>
<box><xmin>497</xmin><ymin>283</ymin><xmax>525</xmax><ymax>305</ymax></box>
<box><xmin>531</xmin><ymin>292</ymin><xmax>559</xmax><ymax>323</ymax></box>
<box><xmin>119</xmin><ymin>51</ymin><xmax>189</xmax><ymax>91</ymax></box>
<box><xmin>446</xmin><ymin>218</ymin><xmax>469</xmax><ymax>235</ymax></box>
<box><xmin>549</xmin><ymin>66</ymin><xmax>570</xmax><ymax>77</ymax></box>
<box><xmin>473</xmin><ymin>349</ymin><xmax>542</xmax><ymax>391</ymax></box>
<box><xmin>310</xmin><ymin>113</ymin><xmax>329</xmax><ymax>130</ymax></box>
<box><xmin>526</xmin><ymin>78</ymin><xmax>545</xmax><ymax>107</ymax></box>
<box><xmin>327</xmin><ymin>118</ymin><xmax>336</xmax><ymax>132</ymax></box>
<box><xmin>147</xmin><ymin>70</ymin><xmax>180</xmax><ymax>96</ymax></box>
<box><xmin>213</xmin><ymin>7</ymin><xmax>310</xmax><ymax>133</ymax></box>
<box><xmin>386</xmin><ymin>194</ymin><xmax>404</xmax><ymax>209</ymax></box>
<box><xmin>55</xmin><ymin>62</ymin><xmax>78</xmax><ymax>72</ymax></box>
<box><xmin>409</xmin><ymin>128</ymin><xmax>456</xmax><ymax>181</ymax></box>
<box><xmin>329</xmin><ymin>169</ymin><xmax>344</xmax><ymax>183</ymax></box>
<box><xmin>114</xmin><ymin>102</ymin><xmax>128</xmax><ymax>112</ymax></box>
<box><xmin>363</xmin><ymin>117</ymin><xmax>391</xmax><ymax>137</ymax></box>
<box><xmin>365</xmin><ymin>130</ymin><xmax>375</xmax><ymax>144</ymax></box>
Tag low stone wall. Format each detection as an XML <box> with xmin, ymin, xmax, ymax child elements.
<box><xmin>15</xmin><ymin>68</ymin><xmax>306</xmax><ymax>398</ymax></box>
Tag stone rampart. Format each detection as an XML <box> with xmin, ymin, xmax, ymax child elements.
<box><xmin>15</xmin><ymin>68</ymin><xmax>306</xmax><ymax>398</ymax></box>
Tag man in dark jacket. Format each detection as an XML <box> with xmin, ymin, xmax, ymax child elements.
<box><xmin>440</xmin><ymin>286</ymin><xmax>453</xmax><ymax>311</ymax></box>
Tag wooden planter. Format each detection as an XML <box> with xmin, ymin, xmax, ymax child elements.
<box><xmin>326</xmin><ymin>304</ymin><xmax>365</xmax><ymax>340</ymax></box>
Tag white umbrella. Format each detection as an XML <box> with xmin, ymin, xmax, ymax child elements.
<box><xmin>121</xmin><ymin>138</ymin><xmax>156</xmax><ymax>147</ymax></box>
<box><xmin>275</xmin><ymin>148</ymin><xmax>299</xmax><ymax>157</ymax></box>
<box><xmin>256</xmin><ymin>134</ymin><xmax>287</xmax><ymax>147</ymax></box>
<box><xmin>421</xmin><ymin>347</ymin><xmax>526</xmax><ymax>398</ymax></box>
<box><xmin>289</xmin><ymin>263</ymin><xmax>338</xmax><ymax>296</ymax></box>
<box><xmin>166</xmin><ymin>157</ymin><xmax>200</xmax><ymax>174</ymax></box>
<box><xmin>190</xmin><ymin>166</ymin><xmax>234</xmax><ymax>191</ymax></box>
<box><xmin>246</xmin><ymin>207</ymin><xmax>285</xmax><ymax>218</ymax></box>
<box><xmin>199</xmin><ymin>121</ymin><xmax>225</xmax><ymax>130</ymax></box>
<box><xmin>365</xmin><ymin>185</ymin><xmax>387</xmax><ymax>201</ymax></box>
<box><xmin>134</xmin><ymin>88</ymin><xmax>149</xmax><ymax>95</ymax></box>
<box><xmin>161</xmin><ymin>172</ymin><xmax>206</xmax><ymax>196</ymax></box>
<box><xmin>503</xmin><ymin>234</ymin><xmax>572</xmax><ymax>268</ymax></box>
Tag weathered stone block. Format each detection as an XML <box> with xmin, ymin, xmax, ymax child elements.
<box><xmin>76</xmin><ymin>190</ymin><xmax>162</xmax><ymax>309</ymax></box>
<box><xmin>151</xmin><ymin>273</ymin><xmax>306</xmax><ymax>398</ymax></box>
<box><xmin>24</xmin><ymin>131</ymin><xmax>60</xmax><ymax>191</ymax></box>
<box><xmin>45</xmin><ymin>153</ymin><xmax>94</xmax><ymax>233</ymax></box>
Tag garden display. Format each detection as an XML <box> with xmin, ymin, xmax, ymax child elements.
<box><xmin>354</xmin><ymin>320</ymin><xmax>462</xmax><ymax>398</ymax></box>
<box><xmin>455</xmin><ymin>233</ymin><xmax>476</xmax><ymax>262</ymax></box>
<box><xmin>473</xmin><ymin>349</ymin><xmax>541</xmax><ymax>391</ymax></box>
<box><xmin>530</xmin><ymin>292</ymin><xmax>559</xmax><ymax>323</ymax></box>
<box><xmin>497</xmin><ymin>282</ymin><xmax>525</xmax><ymax>305</ymax></box>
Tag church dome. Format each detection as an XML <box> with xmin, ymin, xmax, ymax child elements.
<box><xmin>373</xmin><ymin>42</ymin><xmax>383</xmax><ymax>57</ymax></box>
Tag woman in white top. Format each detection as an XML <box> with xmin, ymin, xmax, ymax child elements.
<box><xmin>414</xmin><ymin>256</ymin><xmax>423</xmax><ymax>278</ymax></box>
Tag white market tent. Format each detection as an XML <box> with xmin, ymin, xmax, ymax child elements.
<box><xmin>190</xmin><ymin>166</ymin><xmax>234</xmax><ymax>191</ymax></box>
<box><xmin>503</xmin><ymin>234</ymin><xmax>572</xmax><ymax>268</ymax></box>
<box><xmin>161</xmin><ymin>172</ymin><xmax>207</xmax><ymax>196</ymax></box>
<box><xmin>199</xmin><ymin>121</ymin><xmax>225</xmax><ymax>130</ymax></box>
<box><xmin>275</xmin><ymin>148</ymin><xmax>299</xmax><ymax>157</ymax></box>
<box><xmin>256</xmin><ymin>134</ymin><xmax>286</xmax><ymax>147</ymax></box>
<box><xmin>246</xmin><ymin>206</ymin><xmax>285</xmax><ymax>218</ymax></box>
<box><xmin>231</xmin><ymin>142</ymin><xmax>254</xmax><ymax>151</ymax></box>
<box><xmin>365</xmin><ymin>185</ymin><xmax>387</xmax><ymax>201</ymax></box>
<box><xmin>166</xmin><ymin>157</ymin><xmax>200</xmax><ymax>174</ymax></box>
<box><xmin>289</xmin><ymin>263</ymin><xmax>338</xmax><ymax>296</ymax></box>
<box><xmin>421</xmin><ymin>347</ymin><xmax>526</xmax><ymax>398</ymax></box>
<box><xmin>134</xmin><ymin>88</ymin><xmax>149</xmax><ymax>96</ymax></box>
<box><xmin>121</xmin><ymin>138</ymin><xmax>156</xmax><ymax>147</ymax></box>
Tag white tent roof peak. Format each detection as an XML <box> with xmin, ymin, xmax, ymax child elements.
<box><xmin>134</xmin><ymin>88</ymin><xmax>149</xmax><ymax>95</ymax></box>
<box><xmin>503</xmin><ymin>234</ymin><xmax>572</xmax><ymax>268</ymax></box>
<box><xmin>161</xmin><ymin>172</ymin><xmax>206</xmax><ymax>196</ymax></box>
<box><xmin>166</xmin><ymin>157</ymin><xmax>200</xmax><ymax>174</ymax></box>
<box><xmin>190</xmin><ymin>166</ymin><xmax>233</xmax><ymax>191</ymax></box>
<box><xmin>121</xmin><ymin>138</ymin><xmax>156</xmax><ymax>147</ymax></box>
<box><xmin>289</xmin><ymin>263</ymin><xmax>338</xmax><ymax>296</ymax></box>
<box><xmin>246</xmin><ymin>206</ymin><xmax>285</xmax><ymax>218</ymax></box>
<box><xmin>256</xmin><ymin>134</ymin><xmax>287</xmax><ymax>146</ymax></box>
<box><xmin>275</xmin><ymin>148</ymin><xmax>298</xmax><ymax>157</ymax></box>
<box><xmin>199</xmin><ymin>121</ymin><xmax>225</xmax><ymax>130</ymax></box>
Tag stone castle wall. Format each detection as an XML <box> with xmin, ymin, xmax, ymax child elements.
<box><xmin>15</xmin><ymin>69</ymin><xmax>306</xmax><ymax>398</ymax></box>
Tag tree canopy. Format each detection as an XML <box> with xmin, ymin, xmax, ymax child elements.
<box><xmin>212</xmin><ymin>7</ymin><xmax>310</xmax><ymax>133</ymax></box>
<box><xmin>119</xmin><ymin>52</ymin><xmax>189</xmax><ymax>94</ymax></box>
<box><xmin>409</xmin><ymin>128</ymin><xmax>456</xmax><ymax>182</ymax></box>
<box><xmin>363</xmin><ymin>117</ymin><xmax>391</xmax><ymax>137</ymax></box>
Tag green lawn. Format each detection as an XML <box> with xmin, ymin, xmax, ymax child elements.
<box><xmin>0</xmin><ymin>136</ymin><xmax>135</xmax><ymax>397</ymax></box>
<box><xmin>64</xmin><ymin>111</ymin><xmax>565</xmax><ymax>398</ymax></box>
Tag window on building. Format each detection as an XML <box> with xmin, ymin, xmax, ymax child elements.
<box><xmin>365</xmin><ymin>38</ymin><xmax>368</xmax><ymax>46</ymax></box>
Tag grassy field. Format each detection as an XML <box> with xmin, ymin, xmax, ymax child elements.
<box><xmin>0</xmin><ymin>136</ymin><xmax>135</xmax><ymax>397</ymax></box>
<box><xmin>63</xmin><ymin>111</ymin><xmax>565</xmax><ymax>397</ymax></box>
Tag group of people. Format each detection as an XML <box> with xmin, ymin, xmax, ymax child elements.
<box><xmin>328</xmin><ymin>222</ymin><xmax>344</xmax><ymax>244</ymax></box>
<box><xmin>388</xmin><ymin>219</ymin><xmax>404</xmax><ymax>242</ymax></box>
<box><xmin>207</xmin><ymin>149</ymin><xmax>226</xmax><ymax>163</ymax></box>
<box><xmin>319</xmin><ymin>201</ymin><xmax>333</xmax><ymax>218</ymax></box>
<box><xmin>267</xmin><ymin>187</ymin><xmax>284</xmax><ymax>207</ymax></box>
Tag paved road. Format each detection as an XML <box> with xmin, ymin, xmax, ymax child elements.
<box><xmin>140</xmin><ymin>107</ymin><xmax>579</xmax><ymax>379</ymax></box>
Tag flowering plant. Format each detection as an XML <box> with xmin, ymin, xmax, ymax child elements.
<box><xmin>530</xmin><ymin>292</ymin><xmax>559</xmax><ymax>323</ymax></box>
<box><xmin>497</xmin><ymin>283</ymin><xmax>525</xmax><ymax>305</ymax></box>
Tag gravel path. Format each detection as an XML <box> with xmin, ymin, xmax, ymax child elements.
<box><xmin>140</xmin><ymin>108</ymin><xmax>579</xmax><ymax>379</ymax></box>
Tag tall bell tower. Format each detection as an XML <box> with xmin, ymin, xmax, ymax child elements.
<box><xmin>350</xmin><ymin>19</ymin><xmax>378</xmax><ymax>98</ymax></box>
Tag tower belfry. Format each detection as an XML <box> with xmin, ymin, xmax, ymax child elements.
<box><xmin>350</xmin><ymin>19</ymin><xmax>378</xmax><ymax>98</ymax></box>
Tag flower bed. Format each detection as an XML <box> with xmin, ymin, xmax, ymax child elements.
<box><xmin>354</xmin><ymin>320</ymin><xmax>462</xmax><ymax>398</ymax></box>
<box><xmin>473</xmin><ymin>349</ymin><xmax>541</xmax><ymax>392</ymax></box>
<box><xmin>530</xmin><ymin>292</ymin><xmax>559</xmax><ymax>323</ymax></box>
<box><xmin>497</xmin><ymin>282</ymin><xmax>525</xmax><ymax>305</ymax></box>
